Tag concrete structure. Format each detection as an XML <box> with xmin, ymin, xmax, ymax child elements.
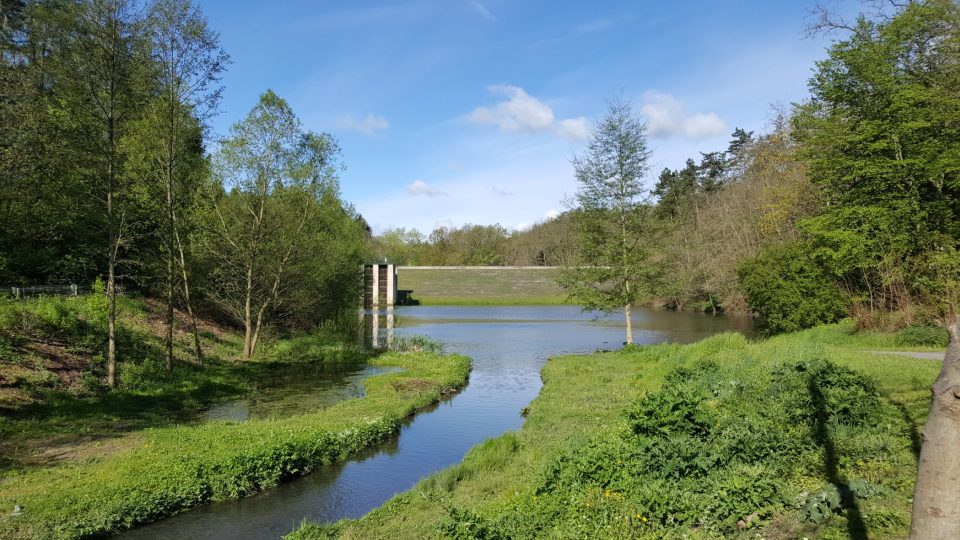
<box><xmin>363</xmin><ymin>263</ymin><xmax>397</xmax><ymax>308</ymax></box>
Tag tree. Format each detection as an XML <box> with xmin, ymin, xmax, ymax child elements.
<box><xmin>143</xmin><ymin>0</ymin><xmax>227</xmax><ymax>370</ymax></box>
<box><xmin>57</xmin><ymin>0</ymin><xmax>145</xmax><ymax>387</ymax></box>
<box><xmin>207</xmin><ymin>90</ymin><xmax>340</xmax><ymax>358</ymax></box>
<box><xmin>793</xmin><ymin>1</ymin><xmax>960</xmax><ymax>536</ymax></box>
<box><xmin>559</xmin><ymin>98</ymin><xmax>654</xmax><ymax>344</ymax></box>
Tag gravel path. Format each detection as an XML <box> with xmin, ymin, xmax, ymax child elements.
<box><xmin>868</xmin><ymin>350</ymin><xmax>946</xmax><ymax>361</ymax></box>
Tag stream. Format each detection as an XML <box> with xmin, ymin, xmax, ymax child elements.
<box><xmin>118</xmin><ymin>305</ymin><xmax>752</xmax><ymax>539</ymax></box>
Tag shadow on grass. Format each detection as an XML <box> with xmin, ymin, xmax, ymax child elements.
<box><xmin>888</xmin><ymin>398</ymin><xmax>923</xmax><ymax>461</ymax></box>
<box><xmin>809</xmin><ymin>374</ymin><xmax>868</xmax><ymax>540</ymax></box>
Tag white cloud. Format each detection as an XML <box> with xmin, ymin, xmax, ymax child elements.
<box><xmin>471</xmin><ymin>1</ymin><xmax>496</xmax><ymax>21</ymax></box>
<box><xmin>556</xmin><ymin>117</ymin><xmax>590</xmax><ymax>141</ymax></box>
<box><xmin>492</xmin><ymin>186</ymin><xmax>514</xmax><ymax>196</ymax></box>
<box><xmin>405</xmin><ymin>179</ymin><xmax>447</xmax><ymax>197</ymax></box>
<box><xmin>515</xmin><ymin>222</ymin><xmax>531</xmax><ymax>231</ymax></box>
<box><xmin>336</xmin><ymin>113</ymin><xmax>390</xmax><ymax>135</ymax></box>
<box><xmin>640</xmin><ymin>91</ymin><xmax>726</xmax><ymax>140</ymax></box>
<box><xmin>468</xmin><ymin>85</ymin><xmax>555</xmax><ymax>133</ymax></box>
<box><xmin>545</xmin><ymin>209</ymin><xmax>561</xmax><ymax>220</ymax></box>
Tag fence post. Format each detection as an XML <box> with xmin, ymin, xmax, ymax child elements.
<box><xmin>71</xmin><ymin>284</ymin><xmax>78</xmax><ymax>296</ymax></box>
<box><xmin>12</xmin><ymin>287</ymin><xmax>20</xmax><ymax>300</ymax></box>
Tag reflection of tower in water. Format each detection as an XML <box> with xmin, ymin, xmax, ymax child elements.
<box><xmin>361</xmin><ymin>263</ymin><xmax>397</xmax><ymax>349</ymax></box>
<box><xmin>364</xmin><ymin>307</ymin><xmax>394</xmax><ymax>349</ymax></box>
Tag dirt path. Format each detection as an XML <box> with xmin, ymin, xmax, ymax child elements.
<box><xmin>868</xmin><ymin>350</ymin><xmax>946</xmax><ymax>361</ymax></box>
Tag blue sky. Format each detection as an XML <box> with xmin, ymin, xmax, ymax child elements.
<box><xmin>197</xmin><ymin>0</ymin><xmax>854</xmax><ymax>234</ymax></box>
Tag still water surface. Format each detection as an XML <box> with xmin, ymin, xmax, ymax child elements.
<box><xmin>119</xmin><ymin>305</ymin><xmax>752</xmax><ymax>539</ymax></box>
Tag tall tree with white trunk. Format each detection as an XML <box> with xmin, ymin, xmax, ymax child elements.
<box><xmin>559</xmin><ymin>98</ymin><xmax>655</xmax><ymax>344</ymax></box>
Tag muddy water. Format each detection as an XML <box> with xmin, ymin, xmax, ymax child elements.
<box><xmin>118</xmin><ymin>305</ymin><xmax>752</xmax><ymax>539</ymax></box>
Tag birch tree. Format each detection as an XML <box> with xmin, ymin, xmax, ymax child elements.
<box><xmin>559</xmin><ymin>98</ymin><xmax>654</xmax><ymax>344</ymax></box>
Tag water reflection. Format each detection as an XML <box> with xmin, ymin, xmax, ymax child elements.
<box><xmin>201</xmin><ymin>364</ymin><xmax>400</xmax><ymax>423</ymax></box>
<box><xmin>364</xmin><ymin>307</ymin><xmax>395</xmax><ymax>349</ymax></box>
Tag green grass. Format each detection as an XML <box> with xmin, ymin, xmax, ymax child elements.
<box><xmin>398</xmin><ymin>267</ymin><xmax>569</xmax><ymax>305</ymax></box>
<box><xmin>289</xmin><ymin>324</ymin><xmax>940</xmax><ymax>540</ymax></box>
<box><xmin>0</xmin><ymin>350</ymin><xmax>471</xmax><ymax>539</ymax></box>
<box><xmin>0</xmin><ymin>294</ymin><xmax>376</xmax><ymax>447</ymax></box>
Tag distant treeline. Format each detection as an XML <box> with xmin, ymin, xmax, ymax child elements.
<box><xmin>372</xmin><ymin>0</ymin><xmax>960</xmax><ymax>336</ymax></box>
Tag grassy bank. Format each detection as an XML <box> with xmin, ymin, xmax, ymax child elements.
<box><xmin>0</xmin><ymin>350</ymin><xmax>470</xmax><ymax>539</ymax></box>
<box><xmin>0</xmin><ymin>294</ymin><xmax>368</xmax><ymax>474</ymax></box>
<box><xmin>290</xmin><ymin>322</ymin><xmax>941</xmax><ymax>539</ymax></box>
<box><xmin>398</xmin><ymin>267</ymin><xmax>569</xmax><ymax>305</ymax></box>
<box><xmin>0</xmin><ymin>293</ymin><xmax>471</xmax><ymax>538</ymax></box>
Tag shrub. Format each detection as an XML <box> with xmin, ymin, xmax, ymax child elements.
<box><xmin>894</xmin><ymin>325</ymin><xmax>949</xmax><ymax>348</ymax></box>
<box><xmin>506</xmin><ymin>356</ymin><xmax>901</xmax><ymax>537</ymax></box>
<box><xmin>738</xmin><ymin>243</ymin><xmax>849</xmax><ymax>334</ymax></box>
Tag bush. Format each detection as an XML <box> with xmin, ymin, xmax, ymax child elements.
<box><xmin>738</xmin><ymin>243</ymin><xmax>849</xmax><ymax>334</ymax></box>
<box><xmin>894</xmin><ymin>325</ymin><xmax>949</xmax><ymax>348</ymax></box>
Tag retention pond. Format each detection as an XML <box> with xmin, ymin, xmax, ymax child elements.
<box><xmin>119</xmin><ymin>305</ymin><xmax>752</xmax><ymax>539</ymax></box>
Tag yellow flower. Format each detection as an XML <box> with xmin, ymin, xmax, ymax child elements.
<box><xmin>642</xmin><ymin>517</ymin><xmax>648</xmax><ymax>523</ymax></box>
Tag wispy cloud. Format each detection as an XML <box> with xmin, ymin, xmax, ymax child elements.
<box><xmin>406</xmin><ymin>179</ymin><xmax>447</xmax><ymax>197</ymax></box>
<box><xmin>530</xmin><ymin>14</ymin><xmax>632</xmax><ymax>49</ymax></box>
<box><xmin>492</xmin><ymin>186</ymin><xmax>514</xmax><ymax>196</ymax></box>
<box><xmin>337</xmin><ymin>113</ymin><xmax>390</xmax><ymax>135</ymax></box>
<box><xmin>291</xmin><ymin>4</ymin><xmax>432</xmax><ymax>29</ymax></box>
<box><xmin>471</xmin><ymin>1</ymin><xmax>496</xmax><ymax>21</ymax></box>
<box><xmin>556</xmin><ymin>117</ymin><xmax>590</xmax><ymax>141</ymax></box>
<box><xmin>573</xmin><ymin>15</ymin><xmax>632</xmax><ymax>34</ymax></box>
<box><xmin>640</xmin><ymin>91</ymin><xmax>726</xmax><ymax>140</ymax></box>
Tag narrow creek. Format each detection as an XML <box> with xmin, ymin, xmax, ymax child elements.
<box><xmin>118</xmin><ymin>305</ymin><xmax>752</xmax><ymax>539</ymax></box>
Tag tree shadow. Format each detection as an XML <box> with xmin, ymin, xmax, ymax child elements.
<box><xmin>808</xmin><ymin>375</ymin><xmax>868</xmax><ymax>540</ymax></box>
<box><xmin>888</xmin><ymin>398</ymin><xmax>922</xmax><ymax>461</ymax></box>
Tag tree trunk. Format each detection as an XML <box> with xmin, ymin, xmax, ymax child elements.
<box><xmin>250</xmin><ymin>303</ymin><xmax>267</xmax><ymax>357</ymax></box>
<box><xmin>242</xmin><ymin>264</ymin><xmax>254</xmax><ymax>359</ymax></box>
<box><xmin>106</xmin><ymin>145</ymin><xmax>117</xmax><ymax>388</ymax></box>
<box><xmin>174</xmin><ymin>226</ymin><xmax>202</xmax><ymax>365</ymax></box>
<box><xmin>910</xmin><ymin>319</ymin><xmax>960</xmax><ymax>539</ymax></box>
<box><xmin>107</xmin><ymin>211</ymin><xmax>117</xmax><ymax>388</ymax></box>
<box><xmin>165</xmin><ymin>161</ymin><xmax>175</xmax><ymax>372</ymax></box>
<box><xmin>624</xmin><ymin>302</ymin><xmax>634</xmax><ymax>344</ymax></box>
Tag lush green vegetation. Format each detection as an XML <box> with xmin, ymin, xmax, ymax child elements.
<box><xmin>399</xmin><ymin>268</ymin><xmax>568</xmax><ymax>305</ymax></box>
<box><xmin>0</xmin><ymin>343</ymin><xmax>469</xmax><ymax>539</ymax></box>
<box><xmin>1</xmin><ymin>0</ymin><xmax>369</xmax><ymax>387</ymax></box>
<box><xmin>0</xmin><ymin>291</ymin><xmax>368</xmax><ymax>447</ymax></box>
<box><xmin>289</xmin><ymin>323</ymin><xmax>938</xmax><ymax>539</ymax></box>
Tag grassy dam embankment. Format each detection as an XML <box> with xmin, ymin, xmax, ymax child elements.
<box><xmin>397</xmin><ymin>266</ymin><xmax>568</xmax><ymax>305</ymax></box>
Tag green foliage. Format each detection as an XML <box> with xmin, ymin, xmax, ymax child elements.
<box><xmin>480</xmin><ymin>356</ymin><xmax>902</xmax><ymax>537</ymax></box>
<box><xmin>388</xmin><ymin>335</ymin><xmax>445</xmax><ymax>354</ymax></box>
<box><xmin>0</xmin><ymin>351</ymin><xmax>471</xmax><ymax>539</ymax></box>
<box><xmin>439</xmin><ymin>507</ymin><xmax>506</xmax><ymax>540</ymax></box>
<box><xmin>793</xmin><ymin>0</ymin><xmax>960</xmax><ymax>322</ymax></box>
<box><xmin>894</xmin><ymin>325</ymin><xmax>949</xmax><ymax>348</ymax></box>
<box><xmin>739</xmin><ymin>243</ymin><xmax>849</xmax><ymax>333</ymax></box>
<box><xmin>561</xmin><ymin>98</ymin><xmax>657</xmax><ymax>328</ymax></box>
